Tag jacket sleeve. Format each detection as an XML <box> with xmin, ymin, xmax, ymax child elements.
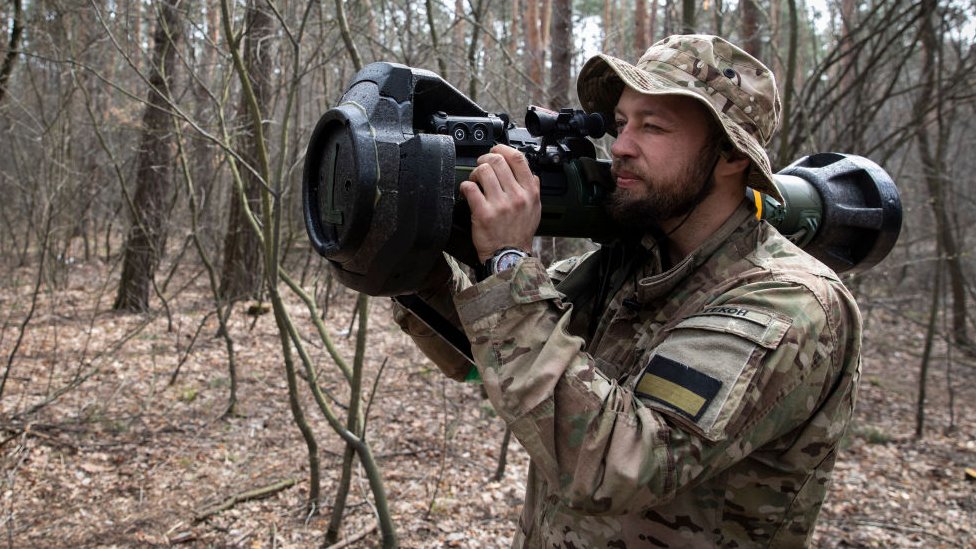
<box><xmin>392</xmin><ymin>254</ymin><xmax>476</xmax><ymax>381</ymax></box>
<box><xmin>454</xmin><ymin>256</ymin><xmax>858</xmax><ymax>515</ymax></box>
<box><xmin>392</xmin><ymin>251</ymin><xmax>593</xmax><ymax>381</ymax></box>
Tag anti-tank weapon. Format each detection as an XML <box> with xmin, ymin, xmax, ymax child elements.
<box><xmin>302</xmin><ymin>62</ymin><xmax>903</xmax><ymax>298</ymax></box>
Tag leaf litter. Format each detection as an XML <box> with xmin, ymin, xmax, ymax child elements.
<box><xmin>0</xmin><ymin>261</ymin><xmax>972</xmax><ymax>547</ymax></box>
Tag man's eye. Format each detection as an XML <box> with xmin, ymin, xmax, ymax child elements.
<box><xmin>614</xmin><ymin>120</ymin><xmax>626</xmax><ymax>130</ymax></box>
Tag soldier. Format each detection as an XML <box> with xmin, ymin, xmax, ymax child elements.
<box><xmin>395</xmin><ymin>34</ymin><xmax>861</xmax><ymax>547</ymax></box>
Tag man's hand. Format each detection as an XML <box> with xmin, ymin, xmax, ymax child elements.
<box><xmin>458</xmin><ymin>145</ymin><xmax>541</xmax><ymax>263</ymax></box>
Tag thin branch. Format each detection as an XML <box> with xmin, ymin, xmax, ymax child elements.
<box><xmin>193</xmin><ymin>478</ymin><xmax>299</xmax><ymax>522</ymax></box>
<box><xmin>335</xmin><ymin>0</ymin><xmax>363</xmax><ymax>71</ymax></box>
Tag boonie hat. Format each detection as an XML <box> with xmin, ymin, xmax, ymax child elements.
<box><xmin>577</xmin><ymin>34</ymin><xmax>783</xmax><ymax>202</ymax></box>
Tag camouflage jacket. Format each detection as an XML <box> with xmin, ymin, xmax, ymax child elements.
<box><xmin>394</xmin><ymin>201</ymin><xmax>862</xmax><ymax>548</ymax></box>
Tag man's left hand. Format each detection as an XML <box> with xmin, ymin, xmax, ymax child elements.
<box><xmin>458</xmin><ymin>145</ymin><xmax>541</xmax><ymax>263</ymax></box>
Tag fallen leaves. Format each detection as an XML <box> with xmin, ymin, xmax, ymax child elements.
<box><xmin>0</xmin><ymin>262</ymin><xmax>972</xmax><ymax>547</ymax></box>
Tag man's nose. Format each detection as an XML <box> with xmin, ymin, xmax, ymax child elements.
<box><xmin>610</xmin><ymin>127</ymin><xmax>637</xmax><ymax>158</ymax></box>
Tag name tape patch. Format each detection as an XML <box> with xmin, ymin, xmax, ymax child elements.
<box><xmin>700</xmin><ymin>306</ymin><xmax>772</xmax><ymax>326</ymax></box>
<box><xmin>636</xmin><ymin>355</ymin><xmax>722</xmax><ymax>421</ymax></box>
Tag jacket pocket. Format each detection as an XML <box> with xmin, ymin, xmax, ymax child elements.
<box><xmin>631</xmin><ymin>306</ymin><xmax>792</xmax><ymax>442</ymax></box>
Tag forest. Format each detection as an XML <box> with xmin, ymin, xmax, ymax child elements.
<box><xmin>0</xmin><ymin>0</ymin><xmax>973</xmax><ymax>546</ymax></box>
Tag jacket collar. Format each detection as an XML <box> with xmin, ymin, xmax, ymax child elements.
<box><xmin>635</xmin><ymin>199</ymin><xmax>758</xmax><ymax>302</ymax></box>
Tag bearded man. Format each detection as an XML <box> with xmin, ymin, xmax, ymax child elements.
<box><xmin>395</xmin><ymin>34</ymin><xmax>862</xmax><ymax>547</ymax></box>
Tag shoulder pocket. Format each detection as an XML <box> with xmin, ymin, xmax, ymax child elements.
<box><xmin>633</xmin><ymin>307</ymin><xmax>792</xmax><ymax>442</ymax></box>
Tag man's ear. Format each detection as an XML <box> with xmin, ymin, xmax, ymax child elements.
<box><xmin>716</xmin><ymin>142</ymin><xmax>751</xmax><ymax>179</ymax></box>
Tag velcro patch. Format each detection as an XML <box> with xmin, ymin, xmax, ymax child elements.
<box><xmin>635</xmin><ymin>355</ymin><xmax>722</xmax><ymax>421</ymax></box>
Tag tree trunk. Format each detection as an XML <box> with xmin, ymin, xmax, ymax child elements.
<box><xmin>548</xmin><ymin>0</ymin><xmax>571</xmax><ymax>108</ymax></box>
<box><xmin>913</xmin><ymin>0</ymin><xmax>970</xmax><ymax>351</ymax></box>
<box><xmin>541</xmin><ymin>0</ymin><xmax>552</xmax><ymax>57</ymax></box>
<box><xmin>713</xmin><ymin>0</ymin><xmax>723</xmax><ymax>36</ymax></box>
<box><xmin>219</xmin><ymin>0</ymin><xmax>273</xmax><ymax>301</ymax></box>
<box><xmin>325</xmin><ymin>293</ymin><xmax>371</xmax><ymax>544</ymax></box>
<box><xmin>455</xmin><ymin>0</ymin><xmax>467</xmax><ymax>85</ymax></box>
<box><xmin>467</xmin><ymin>0</ymin><xmax>487</xmax><ymax>100</ymax></box>
<box><xmin>508</xmin><ymin>0</ymin><xmax>521</xmax><ymax>64</ymax></box>
<box><xmin>776</xmin><ymin>0</ymin><xmax>798</xmax><ymax>167</ymax></box>
<box><xmin>682</xmin><ymin>0</ymin><xmax>695</xmax><ymax>34</ymax></box>
<box><xmin>188</xmin><ymin>2</ymin><xmax>220</xmax><ymax>227</ymax></box>
<box><xmin>913</xmin><ymin>0</ymin><xmax>962</xmax><ymax>438</ymax></box>
<box><xmin>0</xmin><ymin>0</ymin><xmax>24</xmax><ymax>106</ymax></box>
<box><xmin>915</xmin><ymin>238</ymin><xmax>941</xmax><ymax>439</ymax></box>
<box><xmin>524</xmin><ymin>0</ymin><xmax>543</xmax><ymax>104</ymax></box>
<box><xmin>425</xmin><ymin>0</ymin><xmax>448</xmax><ymax>76</ymax></box>
<box><xmin>740</xmin><ymin>0</ymin><xmax>761</xmax><ymax>58</ymax></box>
<box><xmin>360</xmin><ymin>0</ymin><xmax>381</xmax><ymax>61</ymax></box>
<box><xmin>837</xmin><ymin>0</ymin><xmax>857</xmax><ymax>99</ymax></box>
<box><xmin>649</xmin><ymin>0</ymin><xmax>659</xmax><ymax>45</ymax></box>
<box><xmin>114</xmin><ymin>0</ymin><xmax>182</xmax><ymax>312</ymax></box>
<box><xmin>770</xmin><ymin>0</ymin><xmax>781</xmax><ymax>77</ymax></box>
<box><xmin>634</xmin><ymin>0</ymin><xmax>649</xmax><ymax>56</ymax></box>
<box><xmin>124</xmin><ymin>0</ymin><xmax>143</xmax><ymax>70</ymax></box>
<box><xmin>336</xmin><ymin>0</ymin><xmax>363</xmax><ymax>72</ymax></box>
<box><xmin>662</xmin><ymin>0</ymin><xmax>676</xmax><ymax>37</ymax></box>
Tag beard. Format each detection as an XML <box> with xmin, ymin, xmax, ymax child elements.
<box><xmin>606</xmin><ymin>145</ymin><xmax>719</xmax><ymax>232</ymax></box>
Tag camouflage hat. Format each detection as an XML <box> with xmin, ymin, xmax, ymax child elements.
<box><xmin>577</xmin><ymin>34</ymin><xmax>783</xmax><ymax>202</ymax></box>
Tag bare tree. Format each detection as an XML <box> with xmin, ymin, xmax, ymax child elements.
<box><xmin>776</xmin><ymin>0</ymin><xmax>799</xmax><ymax>167</ymax></box>
<box><xmin>114</xmin><ymin>0</ymin><xmax>183</xmax><ymax>312</ymax></box>
<box><xmin>541</xmin><ymin>0</ymin><xmax>552</xmax><ymax>58</ymax></box>
<box><xmin>0</xmin><ymin>0</ymin><xmax>23</xmax><ymax>106</ymax></box>
<box><xmin>662</xmin><ymin>0</ymin><xmax>677</xmax><ymax>37</ymax></box>
<box><xmin>425</xmin><ymin>0</ymin><xmax>449</xmax><ymax>76</ymax></box>
<box><xmin>915</xmin><ymin>0</ymin><xmax>945</xmax><ymax>433</ymax></box>
<box><xmin>649</xmin><ymin>0</ymin><xmax>659</xmax><ymax>45</ymax></box>
<box><xmin>508</xmin><ymin>0</ymin><xmax>521</xmax><ymax>67</ymax></box>
<box><xmin>713</xmin><ymin>0</ymin><xmax>723</xmax><ymax>36</ymax></box>
<box><xmin>779</xmin><ymin>1</ymin><xmax>925</xmax><ymax>162</ymax></box>
<box><xmin>682</xmin><ymin>0</ymin><xmax>696</xmax><ymax>33</ymax></box>
<box><xmin>525</xmin><ymin>0</ymin><xmax>544</xmax><ymax>103</ymax></box>
<box><xmin>740</xmin><ymin>0</ymin><xmax>762</xmax><ymax>58</ymax></box>
<box><xmin>219</xmin><ymin>0</ymin><xmax>274</xmax><ymax>301</ymax></box>
<box><xmin>913</xmin><ymin>0</ymin><xmax>971</xmax><ymax>354</ymax></box>
<box><xmin>635</xmin><ymin>0</ymin><xmax>649</xmax><ymax>55</ymax></box>
<box><xmin>548</xmin><ymin>0</ymin><xmax>572</xmax><ymax>107</ymax></box>
<box><xmin>220</xmin><ymin>1</ymin><xmax>397</xmax><ymax>544</ymax></box>
<box><xmin>466</xmin><ymin>0</ymin><xmax>490</xmax><ymax>100</ymax></box>
<box><xmin>455</xmin><ymin>0</ymin><xmax>468</xmax><ymax>85</ymax></box>
<box><xmin>336</xmin><ymin>0</ymin><xmax>363</xmax><ymax>72</ymax></box>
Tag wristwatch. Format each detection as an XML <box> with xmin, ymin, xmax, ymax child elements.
<box><xmin>477</xmin><ymin>247</ymin><xmax>530</xmax><ymax>280</ymax></box>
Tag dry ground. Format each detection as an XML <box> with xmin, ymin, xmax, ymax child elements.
<box><xmin>0</xmin><ymin>259</ymin><xmax>972</xmax><ymax>548</ymax></box>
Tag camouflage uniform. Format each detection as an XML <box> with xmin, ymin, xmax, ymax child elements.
<box><xmin>394</xmin><ymin>35</ymin><xmax>862</xmax><ymax>548</ymax></box>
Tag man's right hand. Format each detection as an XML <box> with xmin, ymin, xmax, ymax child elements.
<box><xmin>458</xmin><ymin>145</ymin><xmax>541</xmax><ymax>264</ymax></box>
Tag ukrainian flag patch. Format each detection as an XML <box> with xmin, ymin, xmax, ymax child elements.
<box><xmin>636</xmin><ymin>355</ymin><xmax>722</xmax><ymax>421</ymax></box>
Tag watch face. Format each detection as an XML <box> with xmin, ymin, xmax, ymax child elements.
<box><xmin>494</xmin><ymin>250</ymin><xmax>525</xmax><ymax>273</ymax></box>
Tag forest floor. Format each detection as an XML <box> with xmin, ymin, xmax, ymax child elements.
<box><xmin>0</xmin><ymin>258</ymin><xmax>973</xmax><ymax>548</ymax></box>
